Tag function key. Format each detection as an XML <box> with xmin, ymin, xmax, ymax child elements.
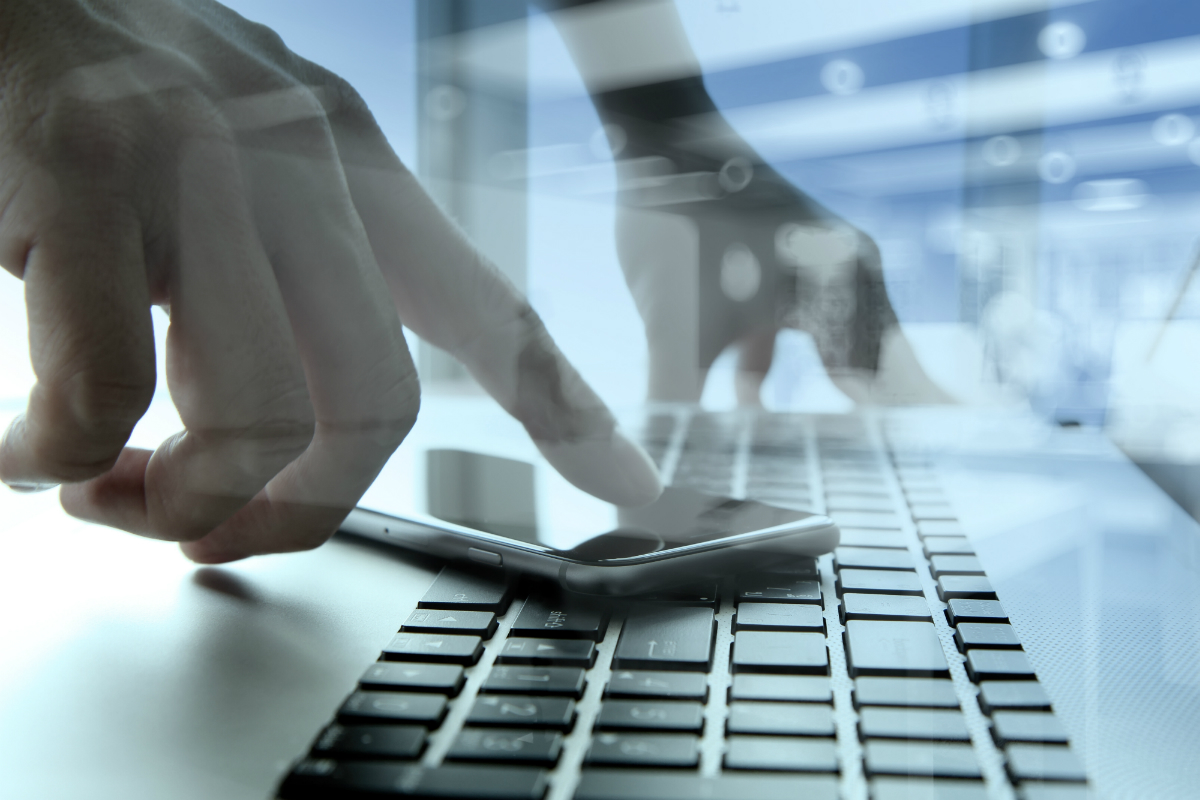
<box><xmin>466</xmin><ymin>696</ymin><xmax>576</xmax><ymax>731</ymax></box>
<box><xmin>311</xmin><ymin>724</ymin><xmax>425</xmax><ymax>760</ymax></box>
<box><xmin>402</xmin><ymin>608</ymin><xmax>497</xmax><ymax>638</ymax></box>
<box><xmin>281</xmin><ymin>762</ymin><xmax>547</xmax><ymax>800</ymax></box>
<box><xmin>858</xmin><ymin>707</ymin><xmax>970</xmax><ymax>741</ymax></box>
<box><xmin>735</xmin><ymin>602</ymin><xmax>824</xmax><ymax>632</ymax></box>
<box><xmin>841</xmin><ymin>593</ymin><xmax>930</xmax><ymax>622</ymax></box>
<box><xmin>838</xmin><ymin>529</ymin><xmax>908</xmax><ymax>549</ymax></box>
<box><xmin>614</xmin><ymin>607</ymin><xmax>715</xmax><ymax>671</ymax></box>
<box><xmin>966</xmin><ymin>650</ymin><xmax>1036</xmax><ymax>681</ymax></box>
<box><xmin>923</xmin><ymin>537</ymin><xmax>974</xmax><ymax>556</ymax></box>
<box><xmin>382</xmin><ymin>632</ymin><xmax>483</xmax><ymax>665</ymax></box>
<box><xmin>930</xmin><ymin>555</ymin><xmax>984</xmax><ymax>576</ymax></box>
<box><xmin>338</xmin><ymin>691</ymin><xmax>447</xmax><ymax>726</ymax></box>
<box><xmin>955</xmin><ymin>623</ymin><xmax>1021</xmax><ymax>650</ymax></box>
<box><xmin>1006</xmin><ymin>744</ymin><xmax>1088</xmax><ymax>782</ymax></box>
<box><xmin>418</xmin><ymin>567</ymin><xmax>513</xmax><ymax>612</ymax></box>
<box><xmin>606</xmin><ymin>670</ymin><xmax>708</xmax><ymax>701</ymax></box>
<box><xmin>864</xmin><ymin>741</ymin><xmax>981</xmax><ymax>778</ymax></box>
<box><xmin>978</xmin><ymin>681</ymin><xmax>1051</xmax><ymax>712</ymax></box>
<box><xmin>947</xmin><ymin>599</ymin><xmax>1007</xmax><ymax>625</ymax></box>
<box><xmin>838</xmin><ymin>569</ymin><xmax>923</xmax><ymax>596</ymax></box>
<box><xmin>937</xmin><ymin>576</ymin><xmax>996</xmax><ymax>601</ymax></box>
<box><xmin>587</xmin><ymin>733</ymin><xmax>699</xmax><ymax>768</ymax></box>
<box><xmin>845</xmin><ymin>620</ymin><xmax>949</xmax><ymax>678</ymax></box>
<box><xmin>737</xmin><ymin>577</ymin><xmax>822</xmax><ymax>604</ymax></box>
<box><xmin>359</xmin><ymin>662</ymin><xmax>465</xmax><ymax>695</ymax></box>
<box><xmin>726</xmin><ymin>701</ymin><xmax>834</xmax><ymax>736</ymax></box>
<box><xmin>732</xmin><ymin>630</ymin><xmax>828</xmax><ymax>675</ymax></box>
<box><xmin>992</xmin><ymin>711</ymin><xmax>1069</xmax><ymax>744</ymax></box>
<box><xmin>835</xmin><ymin>547</ymin><xmax>915</xmax><ymax>571</ymax></box>
<box><xmin>510</xmin><ymin>597</ymin><xmax>608</xmax><ymax>640</ymax></box>
<box><xmin>445</xmin><ymin>729</ymin><xmax>564</xmax><ymax>766</ymax></box>
<box><xmin>497</xmin><ymin>638</ymin><xmax>596</xmax><ymax>668</ymax></box>
<box><xmin>730</xmin><ymin>674</ymin><xmax>832</xmax><ymax>703</ymax></box>
<box><xmin>482</xmin><ymin>666</ymin><xmax>586</xmax><ymax>698</ymax></box>
<box><xmin>595</xmin><ymin>700</ymin><xmax>705</xmax><ymax>732</ymax></box>
<box><xmin>854</xmin><ymin>677</ymin><xmax>958</xmax><ymax>708</ymax></box>
<box><xmin>724</xmin><ymin>735</ymin><xmax>838</xmax><ymax>772</ymax></box>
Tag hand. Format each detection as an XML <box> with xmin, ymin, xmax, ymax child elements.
<box><xmin>611</xmin><ymin>141</ymin><xmax>951</xmax><ymax>406</ymax></box>
<box><xmin>0</xmin><ymin>0</ymin><xmax>660</xmax><ymax>563</ymax></box>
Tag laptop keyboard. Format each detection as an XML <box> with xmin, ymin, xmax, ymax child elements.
<box><xmin>278</xmin><ymin>412</ymin><xmax>1091</xmax><ymax>800</ymax></box>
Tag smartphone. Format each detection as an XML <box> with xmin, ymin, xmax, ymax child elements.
<box><xmin>342</xmin><ymin>447</ymin><xmax>839</xmax><ymax>596</ymax></box>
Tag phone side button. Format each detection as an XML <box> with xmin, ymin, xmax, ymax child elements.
<box><xmin>467</xmin><ymin>548</ymin><xmax>503</xmax><ymax>567</ymax></box>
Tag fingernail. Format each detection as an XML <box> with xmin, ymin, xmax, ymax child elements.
<box><xmin>3</xmin><ymin>480</ymin><xmax>60</xmax><ymax>494</ymax></box>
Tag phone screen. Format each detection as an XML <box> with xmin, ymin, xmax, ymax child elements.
<box><xmin>357</xmin><ymin>448</ymin><xmax>812</xmax><ymax>561</ymax></box>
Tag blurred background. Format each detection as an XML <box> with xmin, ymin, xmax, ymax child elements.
<box><xmin>4</xmin><ymin>0</ymin><xmax>1200</xmax><ymax>512</ymax></box>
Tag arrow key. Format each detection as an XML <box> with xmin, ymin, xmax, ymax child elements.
<box><xmin>402</xmin><ymin>609</ymin><xmax>498</xmax><ymax>639</ymax></box>
<box><xmin>483</xmin><ymin>666</ymin><xmax>587</xmax><ymax>698</ymax></box>
<box><xmin>382</xmin><ymin>633</ymin><xmax>483</xmax><ymax>665</ymax></box>
<box><xmin>338</xmin><ymin>691</ymin><xmax>447</xmax><ymax>725</ymax></box>
<box><xmin>466</xmin><ymin>695</ymin><xmax>576</xmax><ymax>731</ymax></box>
<box><xmin>497</xmin><ymin>638</ymin><xmax>596</xmax><ymax>667</ymax></box>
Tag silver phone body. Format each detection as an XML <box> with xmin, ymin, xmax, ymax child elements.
<box><xmin>342</xmin><ymin>480</ymin><xmax>840</xmax><ymax>595</ymax></box>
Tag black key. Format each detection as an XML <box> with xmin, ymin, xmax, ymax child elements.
<box><xmin>726</xmin><ymin>701</ymin><xmax>834</xmax><ymax>736</ymax></box>
<box><xmin>830</xmin><ymin>510</ymin><xmax>902</xmax><ymax>530</ymax></box>
<box><xmin>724</xmin><ymin>735</ymin><xmax>838</xmax><ymax>772</ymax></box>
<box><xmin>732</xmin><ymin>630</ymin><xmax>828</xmax><ymax>674</ymax></box>
<box><xmin>859</xmin><ymin>707</ymin><xmax>970</xmax><ymax>741</ymax></box>
<box><xmin>762</xmin><ymin>556</ymin><xmax>819</xmax><ymax>577</ymax></box>
<box><xmin>339</xmin><ymin>691</ymin><xmax>447</xmax><ymax>726</ymax></box>
<box><xmin>402</xmin><ymin>608</ymin><xmax>497</xmax><ymax>638</ymax></box>
<box><xmin>595</xmin><ymin>700</ymin><xmax>704</xmax><ymax>732</ymax></box>
<box><xmin>510</xmin><ymin>597</ymin><xmax>608</xmax><ymax>640</ymax></box>
<box><xmin>992</xmin><ymin>712</ymin><xmax>1069</xmax><ymax>743</ymax></box>
<box><xmin>634</xmin><ymin>581</ymin><xmax>721</xmax><ymax>607</ymax></box>
<box><xmin>1006</xmin><ymin>744</ymin><xmax>1088</xmax><ymax>781</ymax></box>
<box><xmin>737</xmin><ymin>576</ymin><xmax>822</xmax><ymax>604</ymax></box>
<box><xmin>466</xmin><ymin>695</ymin><xmax>575</xmax><ymax>731</ymax></box>
<box><xmin>497</xmin><ymin>638</ymin><xmax>595</xmax><ymax>668</ymax></box>
<box><xmin>955</xmin><ymin>623</ymin><xmax>1021</xmax><ymax>650</ymax></box>
<box><xmin>482</xmin><ymin>666</ymin><xmax>586</xmax><ymax>698</ymax></box>
<box><xmin>445</xmin><ymin>728</ymin><xmax>563</xmax><ymax>766</ymax></box>
<box><xmin>870</xmin><ymin>778</ymin><xmax>988</xmax><ymax>800</ymax></box>
<box><xmin>917</xmin><ymin>521</ymin><xmax>964</xmax><ymax>537</ymax></box>
<box><xmin>838</xmin><ymin>529</ymin><xmax>907</xmax><ymax>549</ymax></box>
<box><xmin>730</xmin><ymin>674</ymin><xmax>832</xmax><ymax>703</ymax></box>
<box><xmin>835</xmin><ymin>547</ymin><xmax>914</xmax><ymax>570</ymax></box>
<box><xmin>923</xmin><ymin>537</ymin><xmax>974</xmax><ymax>556</ymax></box>
<box><xmin>937</xmin><ymin>576</ymin><xmax>995</xmax><ymax>600</ymax></box>
<box><xmin>735</xmin><ymin>602</ymin><xmax>824</xmax><ymax>631</ymax></box>
<box><xmin>845</xmin><ymin>620</ymin><xmax>949</xmax><ymax>677</ymax></box>
<box><xmin>606</xmin><ymin>670</ymin><xmax>708</xmax><ymax>700</ymax></box>
<box><xmin>383</xmin><ymin>633</ymin><xmax>482</xmax><ymax>665</ymax></box>
<box><xmin>966</xmin><ymin>650</ymin><xmax>1035</xmax><ymax>681</ymax></box>
<box><xmin>614</xmin><ymin>607</ymin><xmax>714</xmax><ymax>671</ymax></box>
<box><xmin>587</xmin><ymin>733</ymin><xmax>699</xmax><ymax>767</ymax></box>
<box><xmin>359</xmin><ymin>662</ymin><xmax>465</xmax><ymax>695</ymax></box>
<box><xmin>946</xmin><ymin>599</ymin><xmax>1007</xmax><ymax>624</ymax></box>
<box><xmin>311</xmin><ymin>724</ymin><xmax>425</xmax><ymax>760</ymax></box>
<box><xmin>838</xmin><ymin>569</ymin><xmax>923</xmax><ymax>596</ymax></box>
<box><xmin>854</xmin><ymin>677</ymin><xmax>958</xmax><ymax>708</ymax></box>
<box><xmin>418</xmin><ymin>567</ymin><xmax>513</xmax><ymax>612</ymax></box>
<box><xmin>841</xmin><ymin>593</ymin><xmax>930</xmax><ymax>621</ymax></box>
<box><xmin>930</xmin><ymin>555</ymin><xmax>984</xmax><ymax>576</ymax></box>
<box><xmin>979</xmin><ymin>681</ymin><xmax>1051</xmax><ymax>712</ymax></box>
<box><xmin>864</xmin><ymin>741</ymin><xmax>981</xmax><ymax>778</ymax></box>
<box><xmin>574</xmin><ymin>770</ymin><xmax>839</xmax><ymax>800</ymax></box>
<box><xmin>280</xmin><ymin>761</ymin><xmax>547</xmax><ymax>799</ymax></box>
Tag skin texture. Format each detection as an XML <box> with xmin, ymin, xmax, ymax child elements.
<box><xmin>0</xmin><ymin>0</ymin><xmax>661</xmax><ymax>563</ymax></box>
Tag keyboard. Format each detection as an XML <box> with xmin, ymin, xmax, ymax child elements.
<box><xmin>277</xmin><ymin>411</ymin><xmax>1092</xmax><ymax>800</ymax></box>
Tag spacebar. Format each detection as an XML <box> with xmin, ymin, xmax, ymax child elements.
<box><xmin>574</xmin><ymin>770</ymin><xmax>838</xmax><ymax>800</ymax></box>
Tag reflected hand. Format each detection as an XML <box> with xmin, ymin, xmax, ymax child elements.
<box><xmin>0</xmin><ymin>0</ymin><xmax>660</xmax><ymax>562</ymax></box>
<box><xmin>612</xmin><ymin>144</ymin><xmax>950</xmax><ymax>406</ymax></box>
